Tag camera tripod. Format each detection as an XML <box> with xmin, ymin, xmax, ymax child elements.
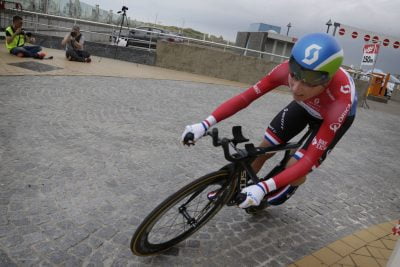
<box><xmin>114</xmin><ymin>6</ymin><xmax>129</xmax><ymax>58</ymax></box>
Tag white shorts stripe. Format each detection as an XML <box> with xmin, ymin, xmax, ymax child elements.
<box><xmin>267</xmin><ymin>185</ymin><xmax>291</xmax><ymax>201</ymax></box>
<box><xmin>264</xmin><ymin>132</ymin><xmax>280</xmax><ymax>145</ymax></box>
<box><xmin>294</xmin><ymin>151</ymin><xmax>304</xmax><ymax>159</ymax></box>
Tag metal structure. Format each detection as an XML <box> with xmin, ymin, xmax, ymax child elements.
<box><xmin>286</xmin><ymin>22</ymin><xmax>291</xmax><ymax>36</ymax></box>
<box><xmin>325</xmin><ymin>19</ymin><xmax>332</xmax><ymax>34</ymax></box>
<box><xmin>1</xmin><ymin>7</ymin><xmax>289</xmax><ymax>60</ymax></box>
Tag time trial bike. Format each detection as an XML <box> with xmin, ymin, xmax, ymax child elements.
<box><xmin>131</xmin><ymin>126</ymin><xmax>312</xmax><ymax>256</ymax></box>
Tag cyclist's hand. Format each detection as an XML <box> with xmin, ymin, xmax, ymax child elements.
<box><xmin>238</xmin><ymin>184</ymin><xmax>266</xmax><ymax>208</ymax></box>
<box><xmin>181</xmin><ymin>123</ymin><xmax>207</xmax><ymax>146</ymax></box>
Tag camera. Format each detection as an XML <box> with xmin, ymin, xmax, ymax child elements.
<box><xmin>21</xmin><ymin>29</ymin><xmax>32</xmax><ymax>37</ymax></box>
<box><xmin>70</xmin><ymin>31</ymin><xmax>77</xmax><ymax>38</ymax></box>
<box><xmin>117</xmin><ymin>5</ymin><xmax>128</xmax><ymax>13</ymax></box>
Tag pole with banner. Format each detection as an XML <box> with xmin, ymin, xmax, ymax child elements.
<box><xmin>360</xmin><ymin>43</ymin><xmax>380</xmax><ymax>68</ymax></box>
<box><xmin>360</xmin><ymin>43</ymin><xmax>380</xmax><ymax>108</ymax></box>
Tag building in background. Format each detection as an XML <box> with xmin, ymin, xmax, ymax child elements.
<box><xmin>236</xmin><ymin>23</ymin><xmax>297</xmax><ymax>63</ymax></box>
<box><xmin>248</xmin><ymin>23</ymin><xmax>281</xmax><ymax>34</ymax></box>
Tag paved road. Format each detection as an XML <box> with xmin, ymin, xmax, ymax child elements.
<box><xmin>0</xmin><ymin>76</ymin><xmax>399</xmax><ymax>266</ymax></box>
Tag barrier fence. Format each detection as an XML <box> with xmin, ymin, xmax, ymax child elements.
<box><xmin>0</xmin><ymin>7</ymin><xmax>288</xmax><ymax>62</ymax></box>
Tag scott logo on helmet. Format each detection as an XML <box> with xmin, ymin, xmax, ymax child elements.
<box><xmin>302</xmin><ymin>44</ymin><xmax>322</xmax><ymax>65</ymax></box>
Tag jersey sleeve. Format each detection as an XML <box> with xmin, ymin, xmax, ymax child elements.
<box><xmin>210</xmin><ymin>62</ymin><xmax>290</xmax><ymax>122</ymax></box>
<box><xmin>268</xmin><ymin>99</ymin><xmax>352</xmax><ymax>190</ymax></box>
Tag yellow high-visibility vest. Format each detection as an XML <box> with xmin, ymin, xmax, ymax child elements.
<box><xmin>5</xmin><ymin>26</ymin><xmax>25</xmax><ymax>51</ymax></box>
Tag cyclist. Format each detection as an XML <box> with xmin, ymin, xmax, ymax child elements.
<box><xmin>181</xmin><ymin>33</ymin><xmax>357</xmax><ymax>209</ymax></box>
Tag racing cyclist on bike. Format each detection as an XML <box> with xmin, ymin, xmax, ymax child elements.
<box><xmin>181</xmin><ymin>33</ymin><xmax>357</xmax><ymax>209</ymax></box>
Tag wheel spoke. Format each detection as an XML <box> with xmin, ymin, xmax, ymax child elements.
<box><xmin>156</xmin><ymin>184</ymin><xmax>223</xmax><ymax>237</ymax></box>
<box><xmin>148</xmin><ymin>195</ymin><xmax>213</xmax><ymax>243</ymax></box>
<box><xmin>156</xmin><ymin>209</ymin><xmax>181</xmax><ymax>229</ymax></box>
<box><xmin>149</xmin><ymin>210</ymin><xmax>186</xmax><ymax>242</ymax></box>
<box><xmin>194</xmin><ymin>200</ymin><xmax>214</xmax><ymax>220</ymax></box>
<box><xmin>132</xmin><ymin>171</ymin><xmax>231</xmax><ymax>255</ymax></box>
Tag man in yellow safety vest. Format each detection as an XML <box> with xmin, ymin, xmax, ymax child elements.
<box><xmin>5</xmin><ymin>15</ymin><xmax>45</xmax><ymax>59</ymax></box>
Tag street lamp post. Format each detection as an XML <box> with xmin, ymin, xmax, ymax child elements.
<box><xmin>332</xmin><ymin>22</ymin><xmax>341</xmax><ymax>36</ymax></box>
<box><xmin>326</xmin><ymin>19</ymin><xmax>332</xmax><ymax>34</ymax></box>
<box><xmin>286</xmin><ymin>22</ymin><xmax>291</xmax><ymax>36</ymax></box>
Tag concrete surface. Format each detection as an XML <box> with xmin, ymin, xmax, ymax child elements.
<box><xmin>0</xmin><ymin>46</ymin><xmax>399</xmax><ymax>267</ymax></box>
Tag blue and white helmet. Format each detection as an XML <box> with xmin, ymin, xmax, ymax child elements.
<box><xmin>291</xmin><ymin>33</ymin><xmax>344</xmax><ymax>79</ymax></box>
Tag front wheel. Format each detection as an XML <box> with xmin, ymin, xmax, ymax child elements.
<box><xmin>130</xmin><ymin>170</ymin><xmax>233</xmax><ymax>256</ymax></box>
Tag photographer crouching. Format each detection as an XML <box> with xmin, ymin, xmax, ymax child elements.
<box><xmin>61</xmin><ymin>26</ymin><xmax>91</xmax><ymax>63</ymax></box>
<box><xmin>5</xmin><ymin>16</ymin><xmax>46</xmax><ymax>59</ymax></box>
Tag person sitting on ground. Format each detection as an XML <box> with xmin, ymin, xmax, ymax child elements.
<box><xmin>5</xmin><ymin>15</ymin><xmax>45</xmax><ymax>59</ymax></box>
<box><xmin>61</xmin><ymin>25</ymin><xmax>91</xmax><ymax>63</ymax></box>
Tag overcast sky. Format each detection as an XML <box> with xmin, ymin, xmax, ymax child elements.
<box><xmin>83</xmin><ymin>0</ymin><xmax>400</xmax><ymax>74</ymax></box>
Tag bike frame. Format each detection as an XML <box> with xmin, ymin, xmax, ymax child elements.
<box><xmin>208</xmin><ymin>126</ymin><xmax>313</xmax><ymax>205</ymax></box>
<box><xmin>131</xmin><ymin>126</ymin><xmax>314</xmax><ymax>256</ymax></box>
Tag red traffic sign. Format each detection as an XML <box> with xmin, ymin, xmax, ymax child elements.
<box><xmin>364</xmin><ymin>34</ymin><xmax>370</xmax><ymax>41</ymax></box>
<box><xmin>338</xmin><ymin>28</ymin><xmax>345</xmax><ymax>35</ymax></box>
<box><xmin>372</xmin><ymin>36</ymin><xmax>379</xmax><ymax>43</ymax></box>
<box><xmin>351</xmin><ymin>31</ymin><xmax>358</xmax><ymax>38</ymax></box>
<box><xmin>383</xmin><ymin>39</ymin><xmax>390</xmax><ymax>46</ymax></box>
<box><xmin>363</xmin><ymin>44</ymin><xmax>379</xmax><ymax>54</ymax></box>
<box><xmin>394</xmin><ymin>41</ymin><xmax>400</xmax><ymax>49</ymax></box>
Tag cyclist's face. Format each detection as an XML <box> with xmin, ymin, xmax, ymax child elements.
<box><xmin>288</xmin><ymin>74</ymin><xmax>326</xmax><ymax>101</ymax></box>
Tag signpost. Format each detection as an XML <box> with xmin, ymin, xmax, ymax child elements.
<box><xmin>360</xmin><ymin>43</ymin><xmax>380</xmax><ymax>66</ymax></box>
<box><xmin>360</xmin><ymin>43</ymin><xmax>380</xmax><ymax>109</ymax></box>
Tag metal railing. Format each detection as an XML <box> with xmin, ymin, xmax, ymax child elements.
<box><xmin>1</xmin><ymin>7</ymin><xmax>289</xmax><ymax>61</ymax></box>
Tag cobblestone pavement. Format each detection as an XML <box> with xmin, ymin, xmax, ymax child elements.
<box><xmin>0</xmin><ymin>76</ymin><xmax>399</xmax><ymax>266</ymax></box>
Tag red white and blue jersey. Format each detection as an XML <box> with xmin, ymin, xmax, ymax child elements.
<box><xmin>203</xmin><ymin>61</ymin><xmax>357</xmax><ymax>191</ymax></box>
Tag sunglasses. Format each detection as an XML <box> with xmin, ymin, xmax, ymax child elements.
<box><xmin>289</xmin><ymin>57</ymin><xmax>330</xmax><ymax>86</ymax></box>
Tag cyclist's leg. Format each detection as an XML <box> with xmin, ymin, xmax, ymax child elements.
<box><xmin>267</xmin><ymin>114</ymin><xmax>356</xmax><ymax>206</ymax></box>
<box><xmin>251</xmin><ymin>138</ymin><xmax>274</xmax><ymax>173</ymax></box>
<box><xmin>262</xmin><ymin>106</ymin><xmax>321</xmax><ymax>205</ymax></box>
<box><xmin>252</xmin><ymin>101</ymin><xmax>310</xmax><ymax>173</ymax></box>
<box><xmin>265</xmin><ymin>156</ymin><xmax>304</xmax><ymax>206</ymax></box>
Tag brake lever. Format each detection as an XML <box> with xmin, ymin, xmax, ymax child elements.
<box><xmin>208</xmin><ymin>128</ymin><xmax>221</xmax><ymax>147</ymax></box>
<box><xmin>235</xmin><ymin>192</ymin><xmax>247</xmax><ymax>205</ymax></box>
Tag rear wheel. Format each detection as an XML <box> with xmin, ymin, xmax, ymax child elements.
<box><xmin>130</xmin><ymin>170</ymin><xmax>233</xmax><ymax>256</ymax></box>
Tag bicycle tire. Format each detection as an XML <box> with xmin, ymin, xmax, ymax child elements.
<box><xmin>130</xmin><ymin>169</ymin><xmax>233</xmax><ymax>256</ymax></box>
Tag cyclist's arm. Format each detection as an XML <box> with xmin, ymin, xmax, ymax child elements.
<box><xmin>206</xmin><ymin>62</ymin><xmax>289</xmax><ymax>126</ymax></box>
<box><xmin>261</xmin><ymin>100</ymin><xmax>352</xmax><ymax>192</ymax></box>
